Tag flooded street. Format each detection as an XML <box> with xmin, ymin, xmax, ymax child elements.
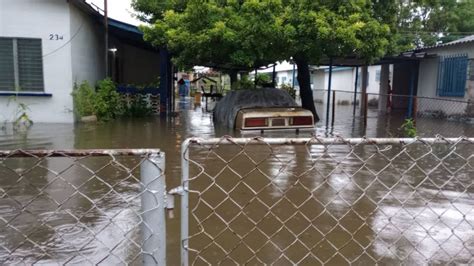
<box><xmin>0</xmin><ymin>99</ymin><xmax>473</xmax><ymax>265</ymax></box>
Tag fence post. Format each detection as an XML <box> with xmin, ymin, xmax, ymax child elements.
<box><xmin>141</xmin><ymin>152</ymin><xmax>166</xmax><ymax>266</ymax></box>
<box><xmin>331</xmin><ymin>90</ymin><xmax>336</xmax><ymax>127</ymax></box>
<box><xmin>363</xmin><ymin>92</ymin><xmax>368</xmax><ymax>127</ymax></box>
<box><xmin>353</xmin><ymin>66</ymin><xmax>359</xmax><ymax>117</ymax></box>
<box><xmin>181</xmin><ymin>140</ymin><xmax>190</xmax><ymax>266</ymax></box>
<box><xmin>413</xmin><ymin>96</ymin><xmax>418</xmax><ymax>125</ymax></box>
<box><xmin>326</xmin><ymin>57</ymin><xmax>333</xmax><ymax>128</ymax></box>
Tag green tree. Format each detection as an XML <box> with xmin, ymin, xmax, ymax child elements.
<box><xmin>280</xmin><ymin>0</ymin><xmax>391</xmax><ymax>117</ymax></box>
<box><xmin>394</xmin><ymin>0</ymin><xmax>474</xmax><ymax>48</ymax></box>
<box><xmin>133</xmin><ymin>0</ymin><xmax>393</xmax><ymax>119</ymax></box>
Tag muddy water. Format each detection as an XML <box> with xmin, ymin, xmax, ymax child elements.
<box><xmin>187</xmin><ymin>143</ymin><xmax>474</xmax><ymax>264</ymax></box>
<box><xmin>0</xmin><ymin>99</ymin><xmax>473</xmax><ymax>265</ymax></box>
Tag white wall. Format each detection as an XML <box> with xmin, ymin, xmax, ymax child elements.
<box><xmin>0</xmin><ymin>0</ymin><xmax>74</xmax><ymax>123</ymax></box>
<box><xmin>70</xmin><ymin>3</ymin><xmax>105</xmax><ymax>87</ymax></box>
<box><xmin>311</xmin><ymin>65</ymin><xmax>382</xmax><ymax>103</ymax></box>
<box><xmin>257</xmin><ymin>63</ymin><xmax>384</xmax><ymax>104</ymax></box>
<box><xmin>417</xmin><ymin>44</ymin><xmax>473</xmax><ymax>115</ymax></box>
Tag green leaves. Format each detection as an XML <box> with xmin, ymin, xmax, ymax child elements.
<box><xmin>392</xmin><ymin>0</ymin><xmax>474</xmax><ymax>50</ymax></box>
<box><xmin>72</xmin><ymin>79</ymin><xmax>124</xmax><ymax>122</ymax></box>
<box><xmin>136</xmin><ymin>0</ymin><xmax>394</xmax><ymax>69</ymax></box>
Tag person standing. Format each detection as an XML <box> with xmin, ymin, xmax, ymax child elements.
<box><xmin>178</xmin><ymin>78</ymin><xmax>186</xmax><ymax>97</ymax></box>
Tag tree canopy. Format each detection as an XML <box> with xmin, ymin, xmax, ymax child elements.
<box><xmin>395</xmin><ymin>0</ymin><xmax>474</xmax><ymax>48</ymax></box>
<box><xmin>132</xmin><ymin>0</ymin><xmax>474</xmax><ymax>118</ymax></box>
<box><xmin>133</xmin><ymin>0</ymin><xmax>392</xmax><ymax>69</ymax></box>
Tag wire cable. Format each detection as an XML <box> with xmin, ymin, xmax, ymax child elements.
<box><xmin>42</xmin><ymin>20</ymin><xmax>86</xmax><ymax>58</ymax></box>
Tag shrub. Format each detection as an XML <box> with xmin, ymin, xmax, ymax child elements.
<box><xmin>94</xmin><ymin>78</ymin><xmax>124</xmax><ymax>121</ymax></box>
<box><xmin>338</xmin><ymin>100</ymin><xmax>350</xmax><ymax>105</ymax></box>
<box><xmin>280</xmin><ymin>83</ymin><xmax>296</xmax><ymax>99</ymax></box>
<box><xmin>232</xmin><ymin>76</ymin><xmax>254</xmax><ymax>90</ymax></box>
<box><xmin>368</xmin><ymin>98</ymin><xmax>378</xmax><ymax>107</ymax></box>
<box><xmin>72</xmin><ymin>79</ymin><xmax>126</xmax><ymax>121</ymax></box>
<box><xmin>8</xmin><ymin>91</ymin><xmax>33</xmax><ymax>131</ymax></box>
<box><xmin>255</xmin><ymin>73</ymin><xmax>272</xmax><ymax>87</ymax></box>
<box><xmin>123</xmin><ymin>95</ymin><xmax>153</xmax><ymax>117</ymax></box>
<box><xmin>401</xmin><ymin>118</ymin><xmax>417</xmax><ymax>137</ymax></box>
<box><xmin>72</xmin><ymin>81</ymin><xmax>95</xmax><ymax>117</ymax></box>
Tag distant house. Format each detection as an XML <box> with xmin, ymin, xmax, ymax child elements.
<box><xmin>413</xmin><ymin>36</ymin><xmax>474</xmax><ymax>117</ymax></box>
<box><xmin>0</xmin><ymin>0</ymin><xmax>160</xmax><ymax>123</ymax></box>
<box><xmin>255</xmin><ymin>61</ymin><xmax>383</xmax><ymax>103</ymax></box>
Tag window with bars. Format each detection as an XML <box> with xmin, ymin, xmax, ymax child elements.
<box><xmin>437</xmin><ymin>54</ymin><xmax>468</xmax><ymax>97</ymax></box>
<box><xmin>0</xmin><ymin>37</ymin><xmax>44</xmax><ymax>92</ymax></box>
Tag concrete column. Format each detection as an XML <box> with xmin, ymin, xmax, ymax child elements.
<box><xmin>359</xmin><ymin>65</ymin><xmax>368</xmax><ymax>116</ymax></box>
<box><xmin>378</xmin><ymin>64</ymin><xmax>390</xmax><ymax>113</ymax></box>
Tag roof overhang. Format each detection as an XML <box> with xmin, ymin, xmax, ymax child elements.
<box><xmin>313</xmin><ymin>52</ymin><xmax>436</xmax><ymax>67</ymax></box>
<box><xmin>69</xmin><ymin>0</ymin><xmax>158</xmax><ymax>52</ymax></box>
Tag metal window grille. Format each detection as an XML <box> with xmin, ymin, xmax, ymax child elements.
<box><xmin>0</xmin><ymin>37</ymin><xmax>44</xmax><ymax>92</ymax></box>
<box><xmin>17</xmin><ymin>39</ymin><xmax>44</xmax><ymax>91</ymax></box>
<box><xmin>0</xmin><ymin>149</ymin><xmax>166</xmax><ymax>265</ymax></box>
<box><xmin>0</xmin><ymin>38</ymin><xmax>15</xmax><ymax>91</ymax></box>
<box><xmin>181</xmin><ymin>136</ymin><xmax>474</xmax><ymax>265</ymax></box>
<box><xmin>437</xmin><ymin>55</ymin><xmax>468</xmax><ymax>97</ymax></box>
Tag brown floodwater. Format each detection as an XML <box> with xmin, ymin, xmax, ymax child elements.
<box><xmin>0</xmin><ymin>99</ymin><xmax>473</xmax><ymax>265</ymax></box>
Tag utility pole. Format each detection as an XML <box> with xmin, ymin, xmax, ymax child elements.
<box><xmin>104</xmin><ymin>0</ymin><xmax>109</xmax><ymax>77</ymax></box>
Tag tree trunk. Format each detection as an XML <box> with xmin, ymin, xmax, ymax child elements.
<box><xmin>295</xmin><ymin>58</ymin><xmax>319</xmax><ymax>121</ymax></box>
<box><xmin>229</xmin><ymin>70</ymin><xmax>238</xmax><ymax>86</ymax></box>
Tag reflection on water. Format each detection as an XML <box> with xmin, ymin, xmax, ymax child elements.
<box><xmin>0</xmin><ymin>98</ymin><xmax>473</xmax><ymax>264</ymax></box>
<box><xmin>187</xmin><ymin>143</ymin><xmax>474</xmax><ymax>264</ymax></box>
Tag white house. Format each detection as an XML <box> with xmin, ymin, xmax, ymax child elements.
<box><xmin>256</xmin><ymin>61</ymin><xmax>383</xmax><ymax>104</ymax></box>
<box><xmin>414</xmin><ymin>36</ymin><xmax>474</xmax><ymax>117</ymax></box>
<box><xmin>0</xmin><ymin>0</ymin><xmax>161</xmax><ymax>123</ymax></box>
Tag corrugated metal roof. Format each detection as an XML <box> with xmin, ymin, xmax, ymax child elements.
<box><xmin>416</xmin><ymin>35</ymin><xmax>474</xmax><ymax>51</ymax></box>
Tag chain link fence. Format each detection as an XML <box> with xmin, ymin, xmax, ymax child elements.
<box><xmin>313</xmin><ymin>89</ymin><xmax>473</xmax><ymax>136</ymax></box>
<box><xmin>0</xmin><ymin>149</ymin><xmax>166</xmax><ymax>265</ymax></box>
<box><xmin>181</xmin><ymin>136</ymin><xmax>474</xmax><ymax>265</ymax></box>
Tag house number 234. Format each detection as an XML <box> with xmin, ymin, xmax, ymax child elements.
<box><xmin>49</xmin><ymin>34</ymin><xmax>64</xmax><ymax>40</ymax></box>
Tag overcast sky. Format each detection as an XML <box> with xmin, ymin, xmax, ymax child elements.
<box><xmin>88</xmin><ymin>0</ymin><xmax>142</xmax><ymax>25</ymax></box>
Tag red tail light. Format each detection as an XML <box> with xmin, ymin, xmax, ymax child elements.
<box><xmin>291</xmin><ymin>116</ymin><xmax>313</xmax><ymax>126</ymax></box>
<box><xmin>245</xmin><ymin>118</ymin><xmax>267</xmax><ymax>127</ymax></box>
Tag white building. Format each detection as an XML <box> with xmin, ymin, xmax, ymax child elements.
<box><xmin>414</xmin><ymin>36</ymin><xmax>474</xmax><ymax>116</ymax></box>
<box><xmin>256</xmin><ymin>61</ymin><xmax>383</xmax><ymax>103</ymax></box>
<box><xmin>0</xmin><ymin>0</ymin><xmax>160</xmax><ymax>123</ymax></box>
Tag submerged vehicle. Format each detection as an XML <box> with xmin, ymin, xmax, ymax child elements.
<box><xmin>214</xmin><ymin>88</ymin><xmax>314</xmax><ymax>131</ymax></box>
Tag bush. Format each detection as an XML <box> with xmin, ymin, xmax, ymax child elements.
<box><xmin>368</xmin><ymin>98</ymin><xmax>378</xmax><ymax>107</ymax></box>
<box><xmin>337</xmin><ymin>100</ymin><xmax>350</xmax><ymax>105</ymax></box>
<box><xmin>401</xmin><ymin>118</ymin><xmax>417</xmax><ymax>137</ymax></box>
<box><xmin>255</xmin><ymin>73</ymin><xmax>272</xmax><ymax>87</ymax></box>
<box><xmin>123</xmin><ymin>95</ymin><xmax>153</xmax><ymax>117</ymax></box>
<box><xmin>280</xmin><ymin>83</ymin><xmax>296</xmax><ymax>99</ymax></box>
<box><xmin>232</xmin><ymin>76</ymin><xmax>254</xmax><ymax>90</ymax></box>
<box><xmin>72</xmin><ymin>81</ymin><xmax>95</xmax><ymax>117</ymax></box>
<box><xmin>94</xmin><ymin>78</ymin><xmax>124</xmax><ymax>121</ymax></box>
<box><xmin>72</xmin><ymin>78</ymin><xmax>126</xmax><ymax>121</ymax></box>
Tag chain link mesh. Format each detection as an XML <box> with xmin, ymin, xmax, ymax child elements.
<box><xmin>0</xmin><ymin>149</ymin><xmax>164</xmax><ymax>265</ymax></box>
<box><xmin>182</xmin><ymin>136</ymin><xmax>474</xmax><ymax>265</ymax></box>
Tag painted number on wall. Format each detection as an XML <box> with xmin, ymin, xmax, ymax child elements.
<box><xmin>49</xmin><ymin>34</ymin><xmax>64</xmax><ymax>41</ymax></box>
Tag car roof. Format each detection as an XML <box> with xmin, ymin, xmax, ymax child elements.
<box><xmin>214</xmin><ymin>88</ymin><xmax>297</xmax><ymax>128</ymax></box>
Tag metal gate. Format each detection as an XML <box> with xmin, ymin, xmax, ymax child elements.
<box><xmin>0</xmin><ymin>149</ymin><xmax>166</xmax><ymax>265</ymax></box>
<box><xmin>180</xmin><ymin>137</ymin><xmax>474</xmax><ymax>265</ymax></box>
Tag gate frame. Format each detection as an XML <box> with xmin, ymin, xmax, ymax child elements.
<box><xmin>179</xmin><ymin>136</ymin><xmax>474</xmax><ymax>266</ymax></box>
<box><xmin>0</xmin><ymin>148</ymin><xmax>166</xmax><ymax>265</ymax></box>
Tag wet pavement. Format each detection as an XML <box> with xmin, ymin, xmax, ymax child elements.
<box><xmin>0</xmin><ymin>98</ymin><xmax>473</xmax><ymax>264</ymax></box>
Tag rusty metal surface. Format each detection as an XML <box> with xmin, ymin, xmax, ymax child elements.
<box><xmin>185</xmin><ymin>136</ymin><xmax>474</xmax><ymax>146</ymax></box>
<box><xmin>0</xmin><ymin>149</ymin><xmax>161</xmax><ymax>158</ymax></box>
